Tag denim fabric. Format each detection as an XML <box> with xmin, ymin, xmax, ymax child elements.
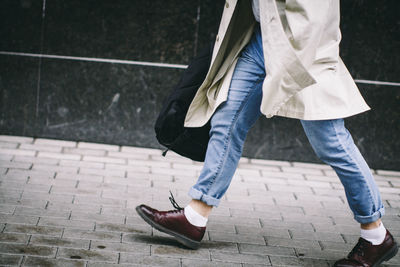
<box><xmin>188</xmin><ymin>25</ymin><xmax>384</xmax><ymax>224</ymax></box>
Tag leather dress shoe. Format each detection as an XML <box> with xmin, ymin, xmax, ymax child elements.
<box><xmin>136</xmin><ymin>194</ymin><xmax>205</xmax><ymax>249</ymax></box>
<box><xmin>334</xmin><ymin>229</ymin><xmax>398</xmax><ymax>267</ymax></box>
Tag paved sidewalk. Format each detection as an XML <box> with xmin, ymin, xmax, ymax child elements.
<box><xmin>0</xmin><ymin>135</ymin><xmax>399</xmax><ymax>267</ymax></box>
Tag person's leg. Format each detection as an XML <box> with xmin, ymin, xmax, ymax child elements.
<box><xmin>301</xmin><ymin>119</ymin><xmax>384</xmax><ymax>225</ymax></box>
<box><xmin>136</xmin><ymin>25</ymin><xmax>266</xmax><ymax>249</ymax></box>
<box><xmin>188</xmin><ymin>27</ymin><xmax>265</xmax><ymax>213</ymax></box>
<box><xmin>301</xmin><ymin>119</ymin><xmax>398</xmax><ymax>266</ymax></box>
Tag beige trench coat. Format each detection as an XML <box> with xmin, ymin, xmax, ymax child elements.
<box><xmin>184</xmin><ymin>0</ymin><xmax>370</xmax><ymax>128</ymax></box>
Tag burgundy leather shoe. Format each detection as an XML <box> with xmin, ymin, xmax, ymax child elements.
<box><xmin>135</xmin><ymin>195</ymin><xmax>205</xmax><ymax>249</ymax></box>
<box><xmin>334</xmin><ymin>230</ymin><xmax>398</xmax><ymax>267</ymax></box>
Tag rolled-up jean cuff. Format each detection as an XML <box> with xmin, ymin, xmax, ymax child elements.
<box><xmin>188</xmin><ymin>187</ymin><xmax>220</xmax><ymax>207</ymax></box>
<box><xmin>354</xmin><ymin>206</ymin><xmax>385</xmax><ymax>224</ymax></box>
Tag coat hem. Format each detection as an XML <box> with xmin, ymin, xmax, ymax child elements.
<box><xmin>272</xmin><ymin>106</ymin><xmax>371</xmax><ymax>121</ymax></box>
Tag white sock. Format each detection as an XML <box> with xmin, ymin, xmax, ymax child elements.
<box><xmin>360</xmin><ymin>222</ymin><xmax>386</xmax><ymax>245</ymax></box>
<box><xmin>184</xmin><ymin>205</ymin><xmax>208</xmax><ymax>227</ymax></box>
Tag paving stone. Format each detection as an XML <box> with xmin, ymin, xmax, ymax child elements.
<box><xmin>107</xmin><ymin>151</ymin><xmax>149</xmax><ymax>160</ymax></box>
<box><xmin>377</xmin><ymin>170</ymin><xmax>400</xmax><ymax>177</ymax></box>
<box><xmin>0</xmin><ymin>243</ymin><xmax>56</xmax><ymax>257</ymax></box>
<box><xmin>304</xmin><ymin>174</ymin><xmax>339</xmax><ymax>183</ymax></box>
<box><xmin>281</xmin><ymin>166</ymin><xmax>324</xmax><ymax>175</ymax></box>
<box><xmin>206</xmin><ymin>223</ymin><xmax>236</xmax><ymax>234</ymax></box>
<box><xmin>235</xmin><ymin>225</ymin><xmax>291</xmax><ymax>239</ymax></box>
<box><xmin>0</xmin><ymin>233</ymin><xmax>30</xmax><ymax>244</ymax></box>
<box><xmin>319</xmin><ymin>240</ymin><xmax>355</xmax><ymax>252</ymax></box>
<box><xmin>0</xmin><ymin>167</ymin><xmax>7</xmax><ymax>175</ymax></box>
<box><xmin>0</xmin><ymin>198</ymin><xmax>47</xmax><ymax>209</ymax></box>
<box><xmin>0</xmin><ymin>254</ymin><xmax>22</xmax><ymax>266</ymax></box>
<box><xmin>0</xmin><ymin>153</ymin><xmax>13</xmax><ymax>161</ymax></box>
<box><xmin>290</xmin><ymin>230</ymin><xmax>345</xmax><ymax>243</ymax></box>
<box><xmin>295</xmin><ymin>247</ymin><xmax>346</xmax><ymax>260</ymax></box>
<box><xmin>119</xmin><ymin>254</ymin><xmax>181</xmax><ymax>266</ymax></box>
<box><xmin>79</xmin><ymin>167</ymin><xmax>126</xmax><ymax>178</ymax></box>
<box><xmin>230</xmin><ymin>209</ymin><xmax>282</xmax><ymax>220</ymax></box>
<box><xmin>63</xmin><ymin>229</ymin><xmax>121</xmax><ymax>242</ymax></box>
<box><xmin>57</xmin><ymin>247</ymin><xmax>118</xmax><ymax>263</ymax></box>
<box><xmin>4</xmin><ymin>224</ymin><xmax>63</xmax><ymax>237</ymax></box>
<box><xmin>21</xmin><ymin>183</ymin><xmax>52</xmax><ymax>193</ymax></box>
<box><xmin>201</xmin><ymin>240</ymin><xmax>239</xmax><ymax>253</ymax></box>
<box><xmin>0</xmin><ymin>135</ymin><xmax>33</xmax><ymax>143</ymax></box>
<box><xmin>73</xmin><ymin>196</ymin><xmax>125</xmax><ymax>207</ymax></box>
<box><xmin>0</xmin><ymin>214</ymin><xmax>39</xmax><ymax>225</ymax></box>
<box><xmin>291</xmin><ymin>162</ymin><xmax>332</xmax><ymax>170</ymax></box>
<box><xmin>151</xmin><ymin>155</ymin><xmax>193</xmax><ymax>164</ymax></box>
<box><xmin>60</xmin><ymin>159</ymin><xmax>104</xmax><ymax>168</ymax></box>
<box><xmin>0</xmin><ymin>204</ymin><xmax>16</xmax><ymax>214</ymax></box>
<box><xmin>91</xmin><ymin>240</ymin><xmax>150</xmax><ymax>254</ymax></box>
<box><xmin>211</xmin><ymin>251</ymin><xmax>270</xmax><ymax>265</ymax></box>
<box><xmin>209</xmin><ymin>232</ymin><xmax>266</xmax><ymax>245</ymax></box>
<box><xmin>70</xmin><ymin>212</ymin><xmax>124</xmax><ymax>224</ymax></box>
<box><xmin>268</xmin><ymin>184</ymin><xmax>313</xmax><ymax>194</ymax></box>
<box><xmin>239</xmin><ymin>243</ymin><xmax>296</xmax><ymax>257</ymax></box>
<box><xmin>50</xmin><ymin>186</ymin><xmax>100</xmax><ymax>196</ymax></box>
<box><xmin>0</xmin><ymin>148</ymin><xmax>36</xmax><ymax>157</ymax></box>
<box><xmin>32</xmin><ymin>164</ymin><xmax>78</xmax><ymax>174</ymax></box>
<box><xmin>265</xmin><ymin>237</ymin><xmax>321</xmax><ymax>250</ymax></box>
<box><xmin>14</xmin><ymin>207</ymin><xmax>69</xmax><ymax>219</ymax></box>
<box><xmin>34</xmin><ymin>139</ymin><xmax>76</xmax><ymax>147</ymax></box>
<box><xmin>38</xmin><ymin>152</ymin><xmax>81</xmax><ymax>161</ymax></box>
<box><xmin>23</xmin><ymin>256</ymin><xmax>85</xmax><ymax>267</ymax></box>
<box><xmin>0</xmin><ymin>160</ymin><xmax>32</xmax><ymax>169</ymax></box>
<box><xmin>77</xmin><ymin>142</ymin><xmax>119</xmax><ymax>151</ymax></box>
<box><xmin>28</xmin><ymin>177</ymin><xmax>77</xmax><ymax>187</ymax></box>
<box><xmin>46</xmin><ymin>202</ymin><xmax>101</xmax><ymax>214</ymax></box>
<box><xmin>0</xmin><ymin>141</ymin><xmax>19</xmax><ymax>149</ymax></box>
<box><xmin>250</xmin><ymin>159</ymin><xmax>291</xmax><ymax>166</ymax></box>
<box><xmin>95</xmin><ymin>222</ymin><xmax>151</xmax><ymax>235</ymax></box>
<box><xmin>38</xmin><ymin>218</ymin><xmax>95</xmax><ymax>230</ymax></box>
<box><xmin>13</xmin><ymin>156</ymin><xmax>60</xmax><ymax>165</ymax></box>
<box><xmin>151</xmin><ymin>244</ymin><xmax>211</xmax><ymax>259</ymax></box>
<box><xmin>261</xmin><ymin>170</ymin><xmax>304</xmax><ymax>180</ymax></box>
<box><xmin>253</xmin><ymin>204</ymin><xmax>304</xmax><ymax>215</ymax></box>
<box><xmin>269</xmin><ymin>255</ymin><xmax>329</xmax><ymax>266</ymax></box>
<box><xmin>6</xmin><ymin>169</ymin><xmax>56</xmax><ymax>179</ymax></box>
<box><xmin>82</xmin><ymin>155</ymin><xmax>126</xmax><ymax>164</ymax></box>
<box><xmin>323</xmin><ymin>169</ymin><xmax>339</xmax><ymax>177</ymax></box>
<box><xmin>30</xmin><ymin>236</ymin><xmax>90</xmax><ymax>249</ymax></box>
<box><xmin>20</xmin><ymin>143</ymin><xmax>63</xmax><ymax>152</ymax></box>
<box><xmin>21</xmin><ymin>192</ymin><xmax>74</xmax><ymax>203</ymax></box>
<box><xmin>181</xmin><ymin>259</ymin><xmax>241</xmax><ymax>267</ymax></box>
<box><xmin>56</xmin><ymin>173</ymin><xmax>104</xmax><ymax>182</ymax></box>
<box><xmin>209</xmin><ymin>215</ymin><xmax>261</xmax><ymax>227</ymax></box>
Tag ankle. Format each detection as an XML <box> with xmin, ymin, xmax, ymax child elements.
<box><xmin>189</xmin><ymin>199</ymin><xmax>213</xmax><ymax>218</ymax></box>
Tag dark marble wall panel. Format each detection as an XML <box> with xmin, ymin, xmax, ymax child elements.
<box><xmin>0</xmin><ymin>0</ymin><xmax>43</xmax><ymax>52</ymax></box>
<box><xmin>43</xmin><ymin>0</ymin><xmax>199</xmax><ymax>64</ymax></box>
<box><xmin>34</xmin><ymin>59</ymin><xmax>182</xmax><ymax>147</ymax></box>
<box><xmin>340</xmin><ymin>0</ymin><xmax>400</xmax><ymax>82</ymax></box>
<box><xmin>195</xmin><ymin>0</ymin><xmax>224</xmax><ymax>55</ymax></box>
<box><xmin>0</xmin><ymin>56</ymin><xmax>39</xmax><ymax>134</ymax></box>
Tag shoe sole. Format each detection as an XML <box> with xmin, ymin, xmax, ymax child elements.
<box><xmin>373</xmin><ymin>241</ymin><xmax>399</xmax><ymax>267</ymax></box>
<box><xmin>135</xmin><ymin>206</ymin><xmax>201</xmax><ymax>250</ymax></box>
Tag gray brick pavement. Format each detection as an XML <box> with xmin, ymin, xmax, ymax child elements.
<box><xmin>0</xmin><ymin>135</ymin><xmax>399</xmax><ymax>266</ymax></box>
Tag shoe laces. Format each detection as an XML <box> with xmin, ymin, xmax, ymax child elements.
<box><xmin>168</xmin><ymin>190</ymin><xmax>183</xmax><ymax>211</ymax></box>
<box><xmin>349</xmin><ymin>238</ymin><xmax>368</xmax><ymax>258</ymax></box>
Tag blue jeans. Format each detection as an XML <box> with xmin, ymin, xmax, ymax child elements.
<box><xmin>188</xmin><ymin>25</ymin><xmax>384</xmax><ymax>224</ymax></box>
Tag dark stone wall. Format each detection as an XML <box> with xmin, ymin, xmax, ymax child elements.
<box><xmin>1</xmin><ymin>0</ymin><xmax>399</xmax><ymax>170</ymax></box>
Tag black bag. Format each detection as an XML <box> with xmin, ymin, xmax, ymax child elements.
<box><xmin>154</xmin><ymin>43</ymin><xmax>213</xmax><ymax>161</ymax></box>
